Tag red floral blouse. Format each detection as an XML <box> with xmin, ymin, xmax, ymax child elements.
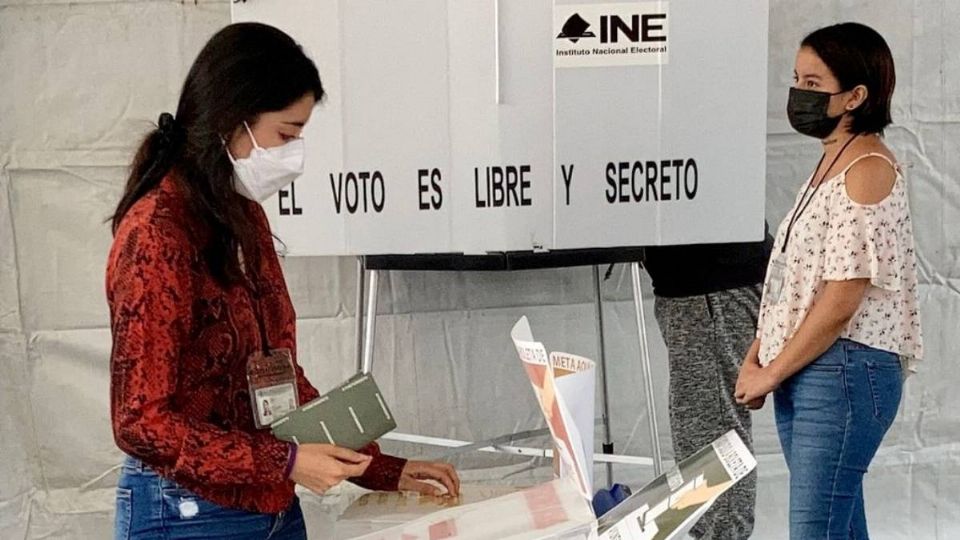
<box><xmin>106</xmin><ymin>176</ymin><xmax>405</xmax><ymax>514</ymax></box>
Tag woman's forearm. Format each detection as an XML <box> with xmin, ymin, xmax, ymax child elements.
<box><xmin>767</xmin><ymin>279</ymin><xmax>870</xmax><ymax>383</ymax></box>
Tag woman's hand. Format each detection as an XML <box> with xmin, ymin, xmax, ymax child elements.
<box><xmin>398</xmin><ymin>460</ymin><xmax>461</xmax><ymax>498</ymax></box>
<box><xmin>737</xmin><ymin>339</ymin><xmax>768</xmax><ymax>409</ymax></box>
<box><xmin>735</xmin><ymin>355</ymin><xmax>779</xmax><ymax>406</ymax></box>
<box><xmin>289</xmin><ymin>444</ymin><xmax>372</xmax><ymax>495</ymax></box>
<box><xmin>744</xmin><ymin>395</ymin><xmax>767</xmax><ymax>410</ymax></box>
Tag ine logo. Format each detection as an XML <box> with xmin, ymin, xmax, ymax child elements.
<box><xmin>555</xmin><ymin>3</ymin><xmax>670</xmax><ymax>67</ymax></box>
<box><xmin>556</xmin><ymin>12</ymin><xmax>667</xmax><ymax>45</ymax></box>
<box><xmin>557</xmin><ymin>13</ymin><xmax>596</xmax><ymax>43</ymax></box>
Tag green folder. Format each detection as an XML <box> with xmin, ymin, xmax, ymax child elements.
<box><xmin>270</xmin><ymin>373</ymin><xmax>397</xmax><ymax>450</ymax></box>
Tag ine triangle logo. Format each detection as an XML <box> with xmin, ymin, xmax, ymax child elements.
<box><xmin>556</xmin><ymin>13</ymin><xmax>596</xmax><ymax>43</ymax></box>
<box><xmin>555</xmin><ymin>3</ymin><xmax>670</xmax><ymax>68</ymax></box>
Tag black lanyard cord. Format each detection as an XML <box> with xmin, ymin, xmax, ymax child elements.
<box><xmin>240</xmin><ymin>249</ymin><xmax>273</xmax><ymax>355</ymax></box>
<box><xmin>246</xmin><ymin>280</ymin><xmax>273</xmax><ymax>356</ymax></box>
<box><xmin>781</xmin><ymin>133</ymin><xmax>860</xmax><ymax>253</ymax></box>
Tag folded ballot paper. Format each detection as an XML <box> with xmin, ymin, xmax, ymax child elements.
<box><xmin>271</xmin><ymin>373</ymin><xmax>397</xmax><ymax>450</ymax></box>
<box><xmin>590</xmin><ymin>429</ymin><xmax>757</xmax><ymax>540</ymax></box>
<box><xmin>511</xmin><ymin>316</ymin><xmax>597</xmax><ymax>502</ymax></box>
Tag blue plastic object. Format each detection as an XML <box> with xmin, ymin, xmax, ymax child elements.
<box><xmin>592</xmin><ymin>483</ymin><xmax>633</xmax><ymax>517</ymax></box>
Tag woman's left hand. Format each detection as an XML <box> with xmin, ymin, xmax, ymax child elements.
<box><xmin>398</xmin><ymin>460</ymin><xmax>461</xmax><ymax>498</ymax></box>
<box><xmin>735</xmin><ymin>357</ymin><xmax>780</xmax><ymax>406</ymax></box>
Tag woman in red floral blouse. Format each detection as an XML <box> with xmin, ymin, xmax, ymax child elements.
<box><xmin>107</xmin><ymin>23</ymin><xmax>458</xmax><ymax>539</ymax></box>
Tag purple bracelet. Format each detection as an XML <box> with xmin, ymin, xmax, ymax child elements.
<box><xmin>283</xmin><ymin>442</ymin><xmax>298</xmax><ymax>479</ymax></box>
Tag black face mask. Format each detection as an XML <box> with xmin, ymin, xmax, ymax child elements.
<box><xmin>787</xmin><ymin>87</ymin><xmax>846</xmax><ymax>139</ymax></box>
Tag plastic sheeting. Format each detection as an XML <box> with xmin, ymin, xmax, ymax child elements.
<box><xmin>0</xmin><ymin>1</ymin><xmax>957</xmax><ymax>538</ymax></box>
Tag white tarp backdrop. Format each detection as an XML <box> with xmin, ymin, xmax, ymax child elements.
<box><xmin>1</xmin><ymin>1</ymin><xmax>958</xmax><ymax>539</ymax></box>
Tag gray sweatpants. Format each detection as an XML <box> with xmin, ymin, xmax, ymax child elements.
<box><xmin>653</xmin><ymin>285</ymin><xmax>761</xmax><ymax>540</ymax></box>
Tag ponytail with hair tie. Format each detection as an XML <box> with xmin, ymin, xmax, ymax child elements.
<box><xmin>156</xmin><ymin>112</ymin><xmax>183</xmax><ymax>149</ymax></box>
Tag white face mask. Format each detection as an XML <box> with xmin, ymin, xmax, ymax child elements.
<box><xmin>227</xmin><ymin>122</ymin><xmax>305</xmax><ymax>202</ymax></box>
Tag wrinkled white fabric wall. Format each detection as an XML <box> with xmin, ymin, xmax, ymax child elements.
<box><xmin>1</xmin><ymin>1</ymin><xmax>957</xmax><ymax>538</ymax></box>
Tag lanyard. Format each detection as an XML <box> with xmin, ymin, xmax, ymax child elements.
<box><xmin>781</xmin><ymin>133</ymin><xmax>860</xmax><ymax>253</ymax></box>
<box><xmin>245</xmin><ymin>280</ymin><xmax>273</xmax><ymax>356</ymax></box>
<box><xmin>240</xmin><ymin>247</ymin><xmax>273</xmax><ymax>355</ymax></box>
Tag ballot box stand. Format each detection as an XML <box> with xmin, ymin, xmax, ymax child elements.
<box><xmin>352</xmin><ymin>249</ymin><xmax>665</xmax><ymax>486</ymax></box>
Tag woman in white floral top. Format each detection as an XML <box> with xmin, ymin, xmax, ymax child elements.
<box><xmin>734</xmin><ymin>22</ymin><xmax>923</xmax><ymax>540</ymax></box>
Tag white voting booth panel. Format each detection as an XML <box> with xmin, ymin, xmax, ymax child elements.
<box><xmin>233</xmin><ymin>1</ymin><xmax>768</xmax><ymax>256</ymax></box>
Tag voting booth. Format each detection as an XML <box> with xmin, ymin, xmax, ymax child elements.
<box><xmin>232</xmin><ymin>0</ymin><xmax>768</xmax><ymax>256</ymax></box>
<box><xmin>233</xmin><ymin>0</ymin><xmax>769</xmax><ymax>482</ymax></box>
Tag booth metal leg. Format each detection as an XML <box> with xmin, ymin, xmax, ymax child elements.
<box><xmin>361</xmin><ymin>269</ymin><xmax>380</xmax><ymax>374</ymax></box>
<box><xmin>630</xmin><ymin>262</ymin><xmax>663</xmax><ymax>477</ymax></box>
<box><xmin>593</xmin><ymin>266</ymin><xmax>615</xmax><ymax>488</ymax></box>
<box><xmin>354</xmin><ymin>257</ymin><xmax>366</xmax><ymax>373</ymax></box>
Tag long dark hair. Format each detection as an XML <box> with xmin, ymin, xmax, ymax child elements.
<box><xmin>802</xmin><ymin>22</ymin><xmax>895</xmax><ymax>135</ymax></box>
<box><xmin>111</xmin><ymin>22</ymin><xmax>324</xmax><ymax>285</ymax></box>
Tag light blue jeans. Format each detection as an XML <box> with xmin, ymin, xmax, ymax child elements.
<box><xmin>774</xmin><ymin>339</ymin><xmax>903</xmax><ymax>540</ymax></box>
<box><xmin>115</xmin><ymin>456</ymin><xmax>306</xmax><ymax>539</ymax></box>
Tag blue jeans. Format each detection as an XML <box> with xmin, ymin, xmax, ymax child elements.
<box><xmin>774</xmin><ymin>339</ymin><xmax>903</xmax><ymax>540</ymax></box>
<box><xmin>115</xmin><ymin>456</ymin><xmax>307</xmax><ymax>540</ymax></box>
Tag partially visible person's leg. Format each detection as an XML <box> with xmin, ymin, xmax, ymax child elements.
<box><xmin>654</xmin><ymin>285</ymin><xmax>760</xmax><ymax>540</ymax></box>
<box><xmin>704</xmin><ymin>285</ymin><xmax>763</xmax><ymax>539</ymax></box>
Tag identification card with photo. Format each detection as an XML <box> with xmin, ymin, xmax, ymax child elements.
<box><xmin>247</xmin><ymin>348</ymin><xmax>299</xmax><ymax>429</ymax></box>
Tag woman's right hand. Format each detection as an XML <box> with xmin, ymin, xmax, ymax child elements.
<box><xmin>289</xmin><ymin>444</ymin><xmax>372</xmax><ymax>495</ymax></box>
<box><xmin>745</xmin><ymin>395</ymin><xmax>766</xmax><ymax>410</ymax></box>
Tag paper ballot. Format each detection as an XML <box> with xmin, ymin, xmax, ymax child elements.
<box><xmin>591</xmin><ymin>430</ymin><xmax>758</xmax><ymax>540</ymax></box>
<box><xmin>511</xmin><ymin>317</ymin><xmax>596</xmax><ymax>501</ymax></box>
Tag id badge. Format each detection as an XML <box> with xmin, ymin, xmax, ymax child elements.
<box><xmin>247</xmin><ymin>348</ymin><xmax>298</xmax><ymax>429</ymax></box>
<box><xmin>767</xmin><ymin>257</ymin><xmax>787</xmax><ymax>305</ymax></box>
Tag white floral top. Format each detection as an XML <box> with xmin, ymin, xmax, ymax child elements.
<box><xmin>757</xmin><ymin>153</ymin><xmax>924</xmax><ymax>369</ymax></box>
